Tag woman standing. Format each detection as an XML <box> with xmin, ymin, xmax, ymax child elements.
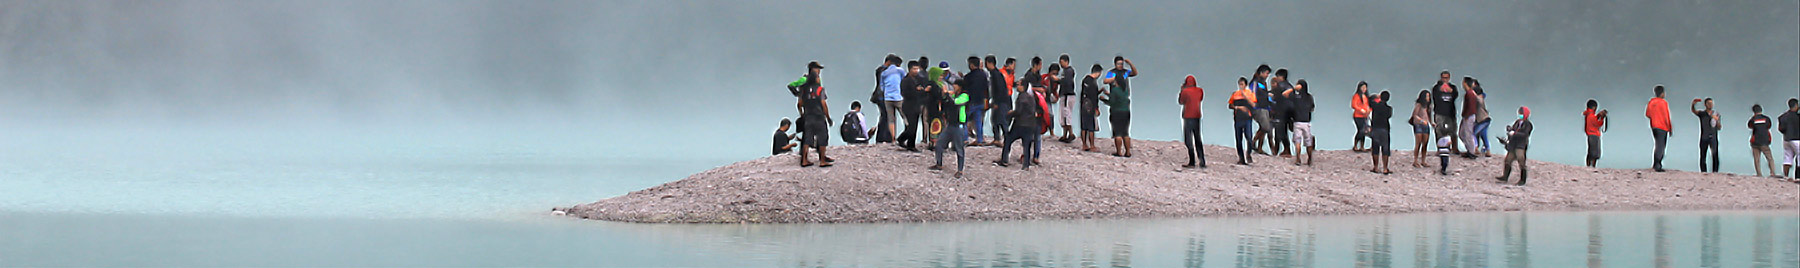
<box><xmin>1411</xmin><ymin>90</ymin><xmax>1434</xmax><ymax>168</ymax></box>
<box><xmin>1350</xmin><ymin>82</ymin><xmax>1372</xmax><ymax>152</ymax></box>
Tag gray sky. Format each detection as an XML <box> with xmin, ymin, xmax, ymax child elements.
<box><xmin>2</xmin><ymin>0</ymin><xmax>1796</xmax><ymax>171</ymax></box>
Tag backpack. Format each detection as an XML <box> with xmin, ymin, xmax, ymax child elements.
<box><xmin>870</xmin><ymin>65</ymin><xmax>888</xmax><ymax>105</ymax></box>
<box><xmin>840</xmin><ymin>112</ymin><xmax>866</xmax><ymax>143</ymax></box>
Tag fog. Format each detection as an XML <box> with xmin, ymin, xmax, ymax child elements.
<box><xmin>2</xmin><ymin>0</ymin><xmax>1796</xmax><ymax>172</ymax></box>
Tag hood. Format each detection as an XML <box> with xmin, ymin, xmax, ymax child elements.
<box><xmin>1519</xmin><ymin>106</ymin><xmax>1531</xmax><ymax>119</ymax></box>
<box><xmin>1182</xmin><ymin>75</ymin><xmax>1197</xmax><ymax>89</ymax></box>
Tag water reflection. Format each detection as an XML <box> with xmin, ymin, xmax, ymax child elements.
<box><xmin>580</xmin><ymin>211</ymin><xmax>1797</xmax><ymax>267</ymax></box>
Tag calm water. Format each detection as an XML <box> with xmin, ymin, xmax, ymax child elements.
<box><xmin>1</xmin><ymin>128</ymin><xmax>1796</xmax><ymax>267</ymax></box>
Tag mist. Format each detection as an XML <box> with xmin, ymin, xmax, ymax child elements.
<box><xmin>1</xmin><ymin>0</ymin><xmax>1796</xmax><ymax>172</ymax></box>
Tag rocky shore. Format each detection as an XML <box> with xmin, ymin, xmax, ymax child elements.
<box><xmin>559</xmin><ymin>139</ymin><xmax>1798</xmax><ymax>223</ymax></box>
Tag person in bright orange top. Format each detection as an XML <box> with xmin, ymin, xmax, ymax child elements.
<box><xmin>1583</xmin><ymin>99</ymin><xmax>1609</xmax><ymax>167</ymax></box>
<box><xmin>1228</xmin><ymin>77</ymin><xmax>1258</xmax><ymax>165</ymax></box>
<box><xmin>1350</xmin><ymin>81</ymin><xmax>1372</xmax><ymax>152</ymax></box>
<box><xmin>1645</xmin><ymin>85</ymin><xmax>1674</xmax><ymax>172</ymax></box>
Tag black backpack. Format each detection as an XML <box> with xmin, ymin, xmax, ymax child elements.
<box><xmin>840</xmin><ymin>112</ymin><xmax>866</xmax><ymax>143</ymax></box>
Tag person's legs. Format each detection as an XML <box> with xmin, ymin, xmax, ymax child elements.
<box><xmin>1652</xmin><ymin>129</ymin><xmax>1668</xmax><ymax>171</ymax></box>
<box><xmin>1474</xmin><ymin>119</ymin><xmax>1492</xmax><ymax>156</ymax></box>
<box><xmin>1353</xmin><ymin>117</ymin><xmax>1369</xmax><ymax>151</ymax></box>
<box><xmin>1586</xmin><ymin>135</ymin><xmax>1602</xmax><ymax>167</ymax></box>
<box><xmin>1252</xmin><ymin>110</ymin><xmax>1270</xmax><ymax>153</ymax></box>
<box><xmin>1707</xmin><ymin>138</ymin><xmax>1720</xmax><ymax>172</ymax></box>
<box><xmin>900</xmin><ymin>104</ymin><xmax>921</xmax><ymax>149</ymax></box>
<box><xmin>1273</xmin><ymin>121</ymin><xmax>1291</xmax><ymax>157</ymax></box>
<box><xmin>884</xmin><ymin>101</ymin><xmax>902</xmax><ymax>142</ymax></box>
<box><xmin>990</xmin><ymin>105</ymin><xmax>1010</xmax><ymax>146</ymax></box>
<box><xmin>1699</xmin><ymin>138</ymin><xmax>1713</xmax><ymax>172</ymax></box>
<box><xmin>1414</xmin><ymin>132</ymin><xmax>1429</xmax><ymax>167</ymax></box>
<box><xmin>1753</xmin><ymin>145</ymin><xmax>1769</xmax><ymax>176</ymax></box>
<box><xmin>1785</xmin><ymin>140</ymin><xmax>1800</xmax><ymax>177</ymax></box>
<box><xmin>1761</xmin><ymin>146</ymin><xmax>1777</xmax><ymax>177</ymax></box>
<box><xmin>1059</xmin><ymin>98</ymin><xmax>1075</xmax><ymax>140</ymax></box>
<box><xmin>933</xmin><ymin>124</ymin><xmax>957</xmax><ymax>169</ymax></box>
<box><xmin>1021</xmin><ymin>126</ymin><xmax>1039</xmax><ymax>170</ymax></box>
<box><xmin>968</xmin><ymin>103</ymin><xmax>986</xmax><ymax>144</ymax></box>
<box><xmin>952</xmin><ymin>126</ymin><xmax>966</xmax><ymax>174</ymax></box>
<box><xmin>1459</xmin><ymin>115</ymin><xmax>1476</xmax><ymax>156</ymax></box>
<box><xmin>1235</xmin><ymin>120</ymin><xmax>1253</xmax><ymax>164</ymax></box>
<box><xmin>1499</xmin><ymin>150</ymin><xmax>1516</xmax><ymax>181</ymax></box>
<box><xmin>998</xmin><ymin>128</ymin><xmax>1020</xmax><ymax>165</ymax></box>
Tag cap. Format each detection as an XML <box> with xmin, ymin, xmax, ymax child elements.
<box><xmin>939</xmin><ymin>61</ymin><xmax>949</xmax><ymax>68</ymax></box>
<box><xmin>808</xmin><ymin>61</ymin><xmax>824</xmax><ymax>69</ymax></box>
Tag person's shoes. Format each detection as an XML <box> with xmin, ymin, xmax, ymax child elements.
<box><xmin>821</xmin><ymin>156</ymin><xmax>836</xmax><ymax>163</ymax></box>
<box><xmin>818</xmin><ymin>162</ymin><xmax>833</xmax><ymax>167</ymax></box>
<box><xmin>1238</xmin><ymin>160</ymin><xmax>1249</xmax><ymax>166</ymax></box>
<box><xmin>1032</xmin><ymin>159</ymin><xmax>1041</xmax><ymax>165</ymax></box>
<box><xmin>1113</xmin><ymin>153</ymin><xmax>1124</xmax><ymax>157</ymax></box>
<box><xmin>1653</xmin><ymin>168</ymin><xmax>1666</xmax><ymax>172</ymax></box>
<box><xmin>801</xmin><ymin>161</ymin><xmax>815</xmax><ymax>167</ymax></box>
<box><xmin>1382</xmin><ymin>170</ymin><xmax>1394</xmax><ymax>175</ymax></box>
<box><xmin>1494</xmin><ymin>176</ymin><xmax>1508</xmax><ymax>182</ymax></box>
<box><xmin>993</xmin><ymin>160</ymin><xmax>1010</xmax><ymax>167</ymax></box>
<box><xmin>953</xmin><ymin>171</ymin><xmax>963</xmax><ymax>178</ymax></box>
<box><xmin>1198</xmin><ymin>164</ymin><xmax>1207</xmax><ymax>168</ymax></box>
<box><xmin>927</xmin><ymin>165</ymin><xmax>943</xmax><ymax>170</ymax></box>
<box><xmin>1182</xmin><ymin>163</ymin><xmax>1197</xmax><ymax>168</ymax></box>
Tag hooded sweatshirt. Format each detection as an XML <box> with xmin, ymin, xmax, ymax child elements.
<box><xmin>1645</xmin><ymin>97</ymin><xmax>1672</xmax><ymax>131</ymax></box>
<box><xmin>1178</xmin><ymin>75</ymin><xmax>1204</xmax><ymax>119</ymax></box>
<box><xmin>1507</xmin><ymin>107</ymin><xmax>1534</xmax><ymax>150</ymax></box>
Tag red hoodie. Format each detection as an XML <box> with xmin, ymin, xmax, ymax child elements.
<box><xmin>1178</xmin><ymin>75</ymin><xmax>1204</xmax><ymax>119</ymax></box>
<box><xmin>1646</xmin><ymin>97</ymin><xmax>1672</xmax><ymax>131</ymax></box>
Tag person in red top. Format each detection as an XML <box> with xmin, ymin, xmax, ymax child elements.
<box><xmin>1584</xmin><ymin>99</ymin><xmax>1609</xmax><ymax>167</ymax></box>
<box><xmin>1350</xmin><ymin>82</ymin><xmax>1372</xmax><ymax>152</ymax></box>
<box><xmin>1178</xmin><ymin>74</ymin><xmax>1206</xmax><ymax>168</ymax></box>
<box><xmin>1645</xmin><ymin>85</ymin><xmax>1674</xmax><ymax>172</ymax></box>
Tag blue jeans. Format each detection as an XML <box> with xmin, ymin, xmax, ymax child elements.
<box><xmin>1235</xmin><ymin>119</ymin><xmax>1254</xmax><ymax>163</ymax></box>
<box><xmin>967</xmin><ymin>103</ymin><xmax>987</xmax><ymax>143</ymax></box>
<box><xmin>1473</xmin><ymin>119</ymin><xmax>1492</xmax><ymax>153</ymax></box>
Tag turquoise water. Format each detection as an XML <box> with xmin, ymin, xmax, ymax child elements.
<box><xmin>1</xmin><ymin>128</ymin><xmax>1796</xmax><ymax>267</ymax></box>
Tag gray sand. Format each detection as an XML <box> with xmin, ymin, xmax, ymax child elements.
<box><xmin>560</xmin><ymin>138</ymin><xmax>1798</xmax><ymax>223</ymax></box>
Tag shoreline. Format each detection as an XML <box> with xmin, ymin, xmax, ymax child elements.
<box><xmin>559</xmin><ymin>139</ymin><xmax>1798</xmax><ymax>224</ymax></box>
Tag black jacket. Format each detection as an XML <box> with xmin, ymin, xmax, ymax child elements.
<box><xmin>1290</xmin><ymin>91</ymin><xmax>1315</xmax><ymax>122</ymax></box>
<box><xmin>1506</xmin><ymin>119</ymin><xmax>1533</xmax><ymax>150</ymax></box>
<box><xmin>1781</xmin><ymin>111</ymin><xmax>1800</xmax><ymax>141</ymax></box>
<box><xmin>1430</xmin><ymin>81</ymin><xmax>1458</xmax><ymax>117</ymax></box>
<box><xmin>1370</xmin><ymin>100</ymin><xmax>1393</xmax><ymax>129</ymax></box>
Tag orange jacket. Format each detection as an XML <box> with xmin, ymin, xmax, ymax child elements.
<box><xmin>1350</xmin><ymin>92</ymin><xmax>1371</xmax><ymax>118</ymax></box>
<box><xmin>1645</xmin><ymin>97</ymin><xmax>1672</xmax><ymax>131</ymax></box>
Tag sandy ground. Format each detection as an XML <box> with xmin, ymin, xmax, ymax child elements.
<box><xmin>560</xmin><ymin>137</ymin><xmax>1798</xmax><ymax>223</ymax></box>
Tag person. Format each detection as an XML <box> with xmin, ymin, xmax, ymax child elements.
<box><xmin>1750</xmin><ymin>104</ymin><xmax>1778</xmax><ymax>177</ymax></box>
<box><xmin>1080</xmin><ymin>64</ymin><xmax>1104</xmax><ymax>152</ymax></box>
<box><xmin>1583</xmin><ymin>99</ymin><xmax>1610</xmax><ymax>167</ymax></box>
<box><xmin>841</xmin><ymin>101</ymin><xmax>870</xmax><ymax>144</ymax></box>
<box><xmin>898</xmin><ymin>60</ymin><xmax>926</xmax><ymax>151</ymax></box>
<box><xmin>985</xmin><ymin>57</ymin><xmax>1017</xmax><ymax>147</ymax></box>
<box><xmin>1038</xmin><ymin>64</ymin><xmax>1062</xmax><ymax>149</ymax></box>
<box><xmin>1495</xmin><ymin>106</ymin><xmax>1534</xmax><ymax>185</ymax></box>
<box><xmin>930</xmin><ymin>57</ymin><xmax>979</xmax><ymax>178</ymax></box>
<box><xmin>1177</xmin><ymin>74</ymin><xmax>1206</xmax><ymax>168</ymax></box>
<box><xmin>1229</xmin><ymin>77</ymin><xmax>1258</xmax><ymax>165</ymax></box>
<box><xmin>1691</xmin><ymin>97</ymin><xmax>1722</xmax><ymax>173</ymax></box>
<box><xmin>773</xmin><ymin>118</ymin><xmax>797</xmax><ymax>155</ymax></box>
<box><xmin>964</xmin><ymin>56</ymin><xmax>993</xmax><ymax>147</ymax></box>
<box><xmin>1410</xmin><ymin>90</ymin><xmax>1433</xmax><ymax>168</ymax></box>
<box><xmin>1250</xmin><ymin>65</ymin><xmax>1273</xmax><ymax>155</ymax></box>
<box><xmin>1368</xmin><ymin>90</ymin><xmax>1394</xmax><ymax>174</ymax></box>
<box><xmin>1269</xmin><ymin>69</ymin><xmax>1294</xmax><ymax>157</ymax></box>
<box><xmin>1780</xmin><ymin>98</ymin><xmax>1800</xmax><ymax>179</ymax></box>
<box><xmin>1288</xmin><ymin>79</ymin><xmax>1317</xmax><ymax>165</ymax></box>
<box><xmin>922</xmin><ymin>60</ymin><xmax>947</xmax><ymax>150</ymax></box>
<box><xmin>997</xmin><ymin>80</ymin><xmax>1042</xmax><ymax>170</ymax></box>
<box><xmin>1102</xmin><ymin>56</ymin><xmax>1137</xmax><ymax>157</ymax></box>
<box><xmin>1645</xmin><ymin>85</ymin><xmax>1674</xmax><ymax>172</ymax></box>
<box><xmin>1350</xmin><ymin>82</ymin><xmax>1372</xmax><ymax>152</ymax></box>
<box><xmin>1429</xmin><ymin>71</ymin><xmax>1459</xmax><ymax>175</ymax></box>
<box><xmin>876</xmin><ymin>54</ymin><xmax>905</xmax><ymax>144</ymax></box>
<box><xmin>787</xmin><ymin>61</ymin><xmax>833</xmax><ymax>167</ymax></box>
<box><xmin>1056</xmin><ymin>54</ymin><xmax>1078</xmax><ymax>143</ymax></box>
<box><xmin>1460</xmin><ymin>77</ymin><xmax>1491</xmax><ymax>158</ymax></box>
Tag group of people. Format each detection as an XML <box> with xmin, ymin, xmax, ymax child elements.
<box><xmin>773</xmin><ymin>55</ymin><xmax>1800</xmax><ymax>184</ymax></box>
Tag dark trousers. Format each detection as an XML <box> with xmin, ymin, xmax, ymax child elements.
<box><xmin>1652</xmin><ymin>129</ymin><xmax>1669</xmax><ymax>170</ymax></box>
<box><xmin>1234</xmin><ymin>120</ymin><xmax>1254</xmax><ymax>163</ymax></box>
<box><xmin>875</xmin><ymin>101</ymin><xmax>897</xmax><ymax>143</ymax></box>
<box><xmin>935</xmin><ymin>124</ymin><xmax>966</xmax><ymax>171</ymax></box>
<box><xmin>1183</xmin><ymin>118</ymin><xmax>1205</xmax><ymax>165</ymax></box>
<box><xmin>1500</xmin><ymin>149</ymin><xmax>1528</xmax><ymax>184</ymax></box>
<box><xmin>1353</xmin><ymin>117</ymin><xmax>1369</xmax><ymax>145</ymax></box>
<box><xmin>898</xmin><ymin>103</ymin><xmax>922</xmax><ymax>148</ymax></box>
<box><xmin>1699</xmin><ymin>136</ymin><xmax>1720</xmax><ymax>172</ymax></box>
<box><xmin>1000</xmin><ymin>125</ymin><xmax>1040</xmax><ymax>169</ymax></box>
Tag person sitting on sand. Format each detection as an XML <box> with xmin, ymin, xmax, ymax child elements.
<box><xmin>1368</xmin><ymin>90</ymin><xmax>1394</xmax><ymax>174</ymax></box>
<box><xmin>1782</xmin><ymin>98</ymin><xmax>1800</xmax><ymax>179</ymax></box>
<box><xmin>787</xmin><ymin>61</ymin><xmax>833</xmax><ymax>167</ymax></box>
<box><xmin>1692</xmin><ymin>97</ymin><xmax>1722</xmax><ymax>173</ymax></box>
<box><xmin>1080</xmin><ymin>64</ymin><xmax>1104</xmax><ymax>152</ymax></box>
<box><xmin>1350</xmin><ymin>82</ymin><xmax>1373</xmax><ymax>152</ymax></box>
<box><xmin>1287</xmin><ymin>79</ymin><xmax>1316</xmax><ymax>165</ymax></box>
<box><xmin>1177</xmin><ymin>74</ymin><xmax>1206</xmax><ymax>168</ymax></box>
<box><xmin>1646</xmin><ymin>85</ymin><xmax>1674</xmax><ymax>172</ymax></box>
<box><xmin>1583</xmin><ymin>99</ymin><xmax>1609</xmax><ymax>167</ymax></box>
<box><xmin>841</xmin><ymin>101</ymin><xmax>870</xmax><ymax>144</ymax></box>
<box><xmin>996</xmin><ymin>81</ymin><xmax>1042</xmax><ymax>170</ymax></box>
<box><xmin>1410</xmin><ymin>90</ymin><xmax>1433</xmax><ymax>168</ymax></box>
<box><xmin>1750</xmin><ymin>104</ymin><xmax>1778</xmax><ymax>177</ymax></box>
<box><xmin>1229</xmin><ymin>77</ymin><xmax>1257</xmax><ymax>165</ymax></box>
<box><xmin>773</xmin><ymin>118</ymin><xmax>797</xmax><ymax>156</ymax></box>
<box><xmin>1496</xmin><ymin>106</ymin><xmax>1534</xmax><ymax>185</ymax></box>
<box><xmin>929</xmin><ymin>57</ymin><xmax>980</xmax><ymax>178</ymax></box>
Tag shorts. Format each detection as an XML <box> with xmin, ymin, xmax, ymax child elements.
<box><xmin>1058</xmin><ymin>96</ymin><xmax>1075</xmax><ymax>127</ymax></box>
<box><xmin>1291</xmin><ymin>122</ymin><xmax>1314</xmax><ymax>147</ymax></box>
<box><xmin>1586</xmin><ymin>135</ymin><xmax>1602</xmax><ymax>160</ymax></box>
<box><xmin>1109</xmin><ymin>111</ymin><xmax>1131</xmax><ymax>137</ymax></box>
<box><xmin>801</xmin><ymin>116</ymin><xmax>829</xmax><ymax>147</ymax></box>
<box><xmin>1412</xmin><ymin>123</ymin><xmax>1431</xmax><ymax>135</ymax></box>
<box><xmin>1785</xmin><ymin>140</ymin><xmax>1800</xmax><ymax>165</ymax></box>
<box><xmin>1432</xmin><ymin>114</ymin><xmax>1457</xmax><ymax>138</ymax></box>
<box><xmin>1080</xmin><ymin>101</ymin><xmax>1099</xmax><ymax>131</ymax></box>
<box><xmin>1253</xmin><ymin>109</ymin><xmax>1271</xmax><ymax>131</ymax></box>
<box><xmin>1370</xmin><ymin>128</ymin><xmax>1391</xmax><ymax>156</ymax></box>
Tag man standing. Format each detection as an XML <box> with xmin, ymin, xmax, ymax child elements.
<box><xmin>1229</xmin><ymin>77</ymin><xmax>1257</xmax><ymax>165</ymax></box>
<box><xmin>1645</xmin><ymin>85</ymin><xmax>1673</xmax><ymax>172</ymax></box>
<box><xmin>930</xmin><ymin>57</ymin><xmax>980</xmax><ymax>179</ymax></box>
<box><xmin>877</xmin><ymin>54</ymin><xmax>905</xmax><ymax>143</ymax></box>
<box><xmin>1691</xmin><ymin>97</ymin><xmax>1722</xmax><ymax>173</ymax></box>
<box><xmin>898</xmin><ymin>60</ymin><xmax>926</xmax><ymax>151</ymax></box>
<box><xmin>1496</xmin><ymin>106</ymin><xmax>1534</xmax><ymax>186</ymax></box>
<box><xmin>1583</xmin><ymin>99</ymin><xmax>1609</xmax><ymax>167</ymax></box>
<box><xmin>1270</xmin><ymin>69</ymin><xmax>1294</xmax><ymax>157</ymax></box>
<box><xmin>1250</xmin><ymin>65</ymin><xmax>1273</xmax><ymax>155</ymax></box>
<box><xmin>987</xmin><ymin>57</ymin><xmax>1018</xmax><ymax>147</ymax></box>
<box><xmin>1288</xmin><ymin>79</ymin><xmax>1317</xmax><ymax>165</ymax></box>
<box><xmin>1779</xmin><ymin>98</ymin><xmax>1800</xmax><ymax>178</ymax></box>
<box><xmin>1056</xmin><ymin>54</ymin><xmax>1078</xmax><ymax>143</ymax></box>
<box><xmin>1749</xmin><ymin>104</ymin><xmax>1777</xmax><ymax>177</ymax></box>
<box><xmin>965</xmin><ymin>56</ymin><xmax>993</xmax><ymax>146</ymax></box>
<box><xmin>1177</xmin><ymin>74</ymin><xmax>1206</xmax><ymax>168</ymax></box>
<box><xmin>996</xmin><ymin>80</ymin><xmax>1042</xmax><ymax>170</ymax></box>
<box><xmin>1080</xmin><ymin>64</ymin><xmax>1104</xmax><ymax>152</ymax></box>
<box><xmin>1102</xmin><ymin>56</ymin><xmax>1137</xmax><ymax>157</ymax></box>
<box><xmin>1430</xmin><ymin>70</ymin><xmax>1459</xmax><ymax>175</ymax></box>
<box><xmin>1368</xmin><ymin>90</ymin><xmax>1394</xmax><ymax>174</ymax></box>
<box><xmin>787</xmin><ymin>61</ymin><xmax>833</xmax><ymax>167</ymax></box>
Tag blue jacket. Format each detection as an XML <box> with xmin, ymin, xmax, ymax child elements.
<box><xmin>880</xmin><ymin>65</ymin><xmax>905</xmax><ymax>101</ymax></box>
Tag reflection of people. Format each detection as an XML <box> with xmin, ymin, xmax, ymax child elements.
<box><xmin>1496</xmin><ymin>107</ymin><xmax>1534</xmax><ymax>185</ymax></box>
<box><xmin>772</xmin><ymin>118</ymin><xmax>797</xmax><ymax>155</ymax></box>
